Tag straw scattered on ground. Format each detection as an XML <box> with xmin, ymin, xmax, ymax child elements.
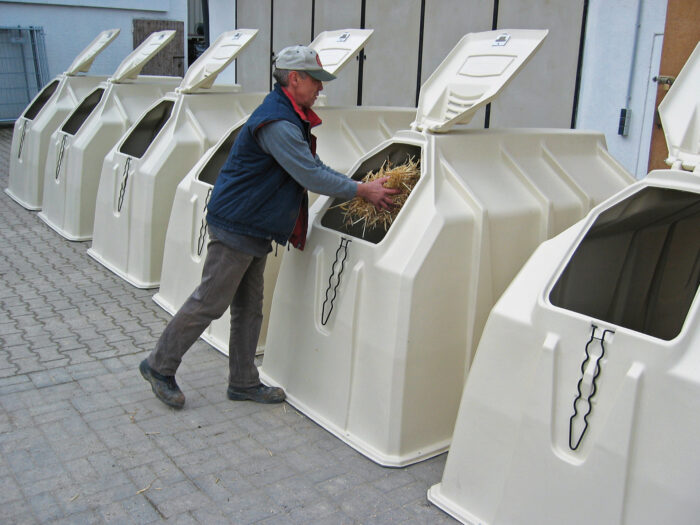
<box><xmin>336</xmin><ymin>157</ymin><xmax>420</xmax><ymax>234</ymax></box>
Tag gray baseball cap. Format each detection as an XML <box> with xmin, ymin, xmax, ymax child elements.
<box><xmin>274</xmin><ymin>45</ymin><xmax>336</xmax><ymax>81</ymax></box>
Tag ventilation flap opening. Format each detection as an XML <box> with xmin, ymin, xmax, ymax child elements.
<box><xmin>23</xmin><ymin>80</ymin><xmax>59</xmax><ymax>120</ymax></box>
<box><xmin>61</xmin><ymin>88</ymin><xmax>105</xmax><ymax>135</ymax></box>
<box><xmin>549</xmin><ymin>187</ymin><xmax>700</xmax><ymax>340</ymax></box>
<box><xmin>320</xmin><ymin>143</ymin><xmax>421</xmax><ymax>245</ymax></box>
<box><xmin>119</xmin><ymin>100</ymin><xmax>174</xmax><ymax>159</ymax></box>
<box><xmin>197</xmin><ymin>125</ymin><xmax>243</xmax><ymax>186</ymax></box>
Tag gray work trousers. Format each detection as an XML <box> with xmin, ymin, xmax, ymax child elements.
<box><xmin>147</xmin><ymin>238</ymin><xmax>267</xmax><ymax>388</ymax></box>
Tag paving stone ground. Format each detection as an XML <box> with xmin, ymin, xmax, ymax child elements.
<box><xmin>0</xmin><ymin>126</ymin><xmax>454</xmax><ymax>524</ymax></box>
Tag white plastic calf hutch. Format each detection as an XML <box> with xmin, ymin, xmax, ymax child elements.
<box><xmin>6</xmin><ymin>29</ymin><xmax>120</xmax><ymax>210</ymax></box>
<box><xmin>153</xmin><ymin>29</ymin><xmax>415</xmax><ymax>356</ymax></box>
<box><xmin>87</xmin><ymin>29</ymin><xmax>261</xmax><ymax>288</ymax></box>
<box><xmin>259</xmin><ymin>29</ymin><xmax>635</xmax><ymax>467</ymax></box>
<box><xmin>38</xmin><ymin>30</ymin><xmax>179</xmax><ymax>241</ymax></box>
<box><xmin>428</xmin><ymin>42</ymin><xmax>700</xmax><ymax>525</ymax></box>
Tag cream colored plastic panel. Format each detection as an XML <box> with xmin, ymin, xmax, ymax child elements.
<box><xmin>428</xmin><ymin>170</ymin><xmax>700</xmax><ymax>525</ymax></box>
<box><xmin>309</xmin><ymin>29</ymin><xmax>373</xmax><ymax>76</ymax></box>
<box><xmin>259</xmin><ymin>128</ymin><xmax>632</xmax><ymax>467</ymax></box>
<box><xmin>234</xmin><ymin>0</ymin><xmax>271</xmax><ymax>93</ymax></box>
<box><xmin>658</xmin><ymin>41</ymin><xmax>700</xmax><ymax>171</ymax></box>
<box><xmin>178</xmin><ymin>29</ymin><xmax>258</xmax><ymax>93</ymax></box>
<box><xmin>413</xmin><ymin>29</ymin><xmax>547</xmax><ymax>133</ymax></box>
<box><xmin>65</xmin><ymin>28</ymin><xmax>120</xmax><ymax>76</ymax></box>
<box><xmin>110</xmin><ymin>30</ymin><xmax>176</xmax><ymax>83</ymax></box>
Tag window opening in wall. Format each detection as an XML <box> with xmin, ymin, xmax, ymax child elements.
<box><xmin>321</xmin><ymin>143</ymin><xmax>421</xmax><ymax>244</ymax></box>
<box><xmin>60</xmin><ymin>88</ymin><xmax>104</xmax><ymax>135</ymax></box>
<box><xmin>119</xmin><ymin>100</ymin><xmax>175</xmax><ymax>158</ymax></box>
<box><xmin>187</xmin><ymin>0</ymin><xmax>209</xmax><ymax>66</ymax></box>
<box><xmin>549</xmin><ymin>187</ymin><xmax>700</xmax><ymax>340</ymax></box>
<box><xmin>22</xmin><ymin>79</ymin><xmax>58</xmax><ymax>120</ymax></box>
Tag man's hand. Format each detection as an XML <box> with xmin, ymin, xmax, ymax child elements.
<box><xmin>356</xmin><ymin>177</ymin><xmax>400</xmax><ymax>210</ymax></box>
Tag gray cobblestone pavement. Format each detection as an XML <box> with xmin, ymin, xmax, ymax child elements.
<box><xmin>0</xmin><ymin>127</ymin><xmax>453</xmax><ymax>524</ymax></box>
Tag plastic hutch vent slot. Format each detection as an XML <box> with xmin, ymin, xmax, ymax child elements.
<box><xmin>23</xmin><ymin>80</ymin><xmax>60</xmax><ymax>121</ymax></box>
<box><xmin>119</xmin><ymin>100</ymin><xmax>174</xmax><ymax>159</ymax></box>
<box><xmin>550</xmin><ymin>187</ymin><xmax>700</xmax><ymax>340</ymax></box>
<box><xmin>60</xmin><ymin>88</ymin><xmax>105</xmax><ymax>135</ymax></box>
<box><xmin>197</xmin><ymin>126</ymin><xmax>242</xmax><ymax>186</ymax></box>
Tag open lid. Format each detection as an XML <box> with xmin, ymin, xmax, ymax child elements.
<box><xmin>65</xmin><ymin>28</ymin><xmax>120</xmax><ymax>76</ymax></box>
<box><xmin>412</xmin><ymin>29</ymin><xmax>548</xmax><ymax>133</ymax></box>
<box><xmin>308</xmin><ymin>29</ymin><xmax>373</xmax><ymax>76</ymax></box>
<box><xmin>658</xmin><ymin>41</ymin><xmax>700</xmax><ymax>171</ymax></box>
<box><xmin>177</xmin><ymin>29</ymin><xmax>258</xmax><ymax>93</ymax></box>
<box><xmin>110</xmin><ymin>30</ymin><xmax>176</xmax><ymax>82</ymax></box>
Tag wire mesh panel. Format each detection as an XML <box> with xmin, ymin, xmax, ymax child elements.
<box><xmin>0</xmin><ymin>26</ymin><xmax>50</xmax><ymax>123</ymax></box>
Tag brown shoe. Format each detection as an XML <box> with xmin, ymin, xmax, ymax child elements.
<box><xmin>227</xmin><ymin>383</ymin><xmax>285</xmax><ymax>404</ymax></box>
<box><xmin>140</xmin><ymin>359</ymin><xmax>185</xmax><ymax>409</ymax></box>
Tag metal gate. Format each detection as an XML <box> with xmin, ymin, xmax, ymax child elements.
<box><xmin>0</xmin><ymin>26</ymin><xmax>50</xmax><ymax>123</ymax></box>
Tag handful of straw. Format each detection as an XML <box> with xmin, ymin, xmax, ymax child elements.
<box><xmin>337</xmin><ymin>157</ymin><xmax>420</xmax><ymax>234</ymax></box>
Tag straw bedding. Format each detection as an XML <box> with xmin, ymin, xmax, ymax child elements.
<box><xmin>336</xmin><ymin>157</ymin><xmax>420</xmax><ymax>234</ymax></box>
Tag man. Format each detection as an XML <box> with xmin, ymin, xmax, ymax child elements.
<box><xmin>140</xmin><ymin>45</ymin><xmax>397</xmax><ymax>409</ymax></box>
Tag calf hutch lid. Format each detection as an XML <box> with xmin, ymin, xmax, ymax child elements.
<box><xmin>308</xmin><ymin>29</ymin><xmax>374</xmax><ymax>76</ymax></box>
<box><xmin>412</xmin><ymin>29</ymin><xmax>547</xmax><ymax>133</ymax></box>
<box><xmin>109</xmin><ymin>30</ymin><xmax>176</xmax><ymax>83</ymax></box>
<box><xmin>65</xmin><ymin>28</ymin><xmax>120</xmax><ymax>76</ymax></box>
<box><xmin>177</xmin><ymin>29</ymin><xmax>258</xmax><ymax>93</ymax></box>
<box><xmin>658</xmin><ymin>41</ymin><xmax>700</xmax><ymax>172</ymax></box>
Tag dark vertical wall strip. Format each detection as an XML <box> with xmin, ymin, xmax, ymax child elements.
<box><xmin>270</xmin><ymin>0</ymin><xmax>274</xmax><ymax>91</ymax></box>
<box><xmin>234</xmin><ymin>0</ymin><xmax>237</xmax><ymax>83</ymax></box>
<box><xmin>357</xmin><ymin>0</ymin><xmax>367</xmax><ymax>106</ymax></box>
<box><xmin>571</xmin><ymin>0</ymin><xmax>589</xmax><ymax>128</ymax></box>
<box><xmin>29</xmin><ymin>30</ymin><xmax>42</xmax><ymax>90</ymax></box>
<box><xmin>311</xmin><ymin>0</ymin><xmax>315</xmax><ymax>41</ymax></box>
<box><xmin>485</xmin><ymin>0</ymin><xmax>499</xmax><ymax>128</ymax></box>
<box><xmin>201</xmin><ymin>0</ymin><xmax>210</xmax><ymax>47</ymax></box>
<box><xmin>415</xmin><ymin>0</ymin><xmax>426</xmax><ymax>107</ymax></box>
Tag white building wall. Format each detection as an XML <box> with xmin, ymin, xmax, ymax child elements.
<box><xmin>187</xmin><ymin>0</ymin><xmax>203</xmax><ymax>34</ymax></box>
<box><xmin>312</xmin><ymin>1</ymin><xmax>362</xmax><ymax>107</ymax></box>
<box><xmin>361</xmin><ymin>0</ymin><xmax>423</xmax><ymax>107</ymax></box>
<box><xmin>218</xmin><ymin>0</ymin><xmax>670</xmax><ymax>177</ymax></box>
<box><xmin>492</xmin><ymin>0</ymin><xmax>585</xmax><ymax>129</ymax></box>
<box><xmin>6</xmin><ymin>0</ymin><xmax>669</xmax><ymax>178</ymax></box>
<box><xmin>576</xmin><ymin>0</ymin><xmax>668</xmax><ymax>178</ymax></box>
<box><xmin>0</xmin><ymin>0</ymin><xmax>187</xmax><ymax>78</ymax></box>
<box><xmin>208</xmin><ymin>0</ymin><xmax>238</xmax><ymax>86</ymax></box>
<box><xmin>421</xmin><ymin>0</ymin><xmax>492</xmax><ymax>128</ymax></box>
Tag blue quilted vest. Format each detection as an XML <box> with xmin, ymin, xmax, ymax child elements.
<box><xmin>206</xmin><ymin>84</ymin><xmax>312</xmax><ymax>245</ymax></box>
